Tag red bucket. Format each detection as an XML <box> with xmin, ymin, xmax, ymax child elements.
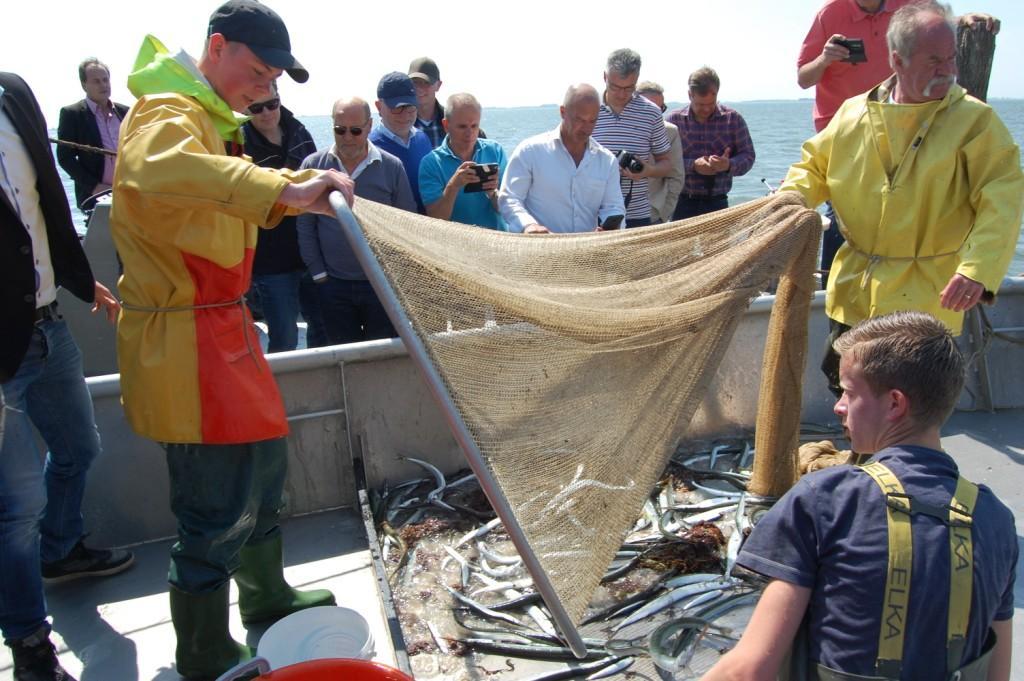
<box><xmin>217</xmin><ymin>657</ymin><xmax>413</xmax><ymax>681</ymax></box>
<box><xmin>261</xmin><ymin>659</ymin><xmax>413</xmax><ymax>680</ymax></box>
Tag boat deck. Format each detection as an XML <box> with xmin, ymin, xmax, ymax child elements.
<box><xmin>0</xmin><ymin>510</ymin><xmax>399</xmax><ymax>680</ymax></box>
<box><xmin>1</xmin><ymin>409</ymin><xmax>1021</xmax><ymax>680</ymax></box>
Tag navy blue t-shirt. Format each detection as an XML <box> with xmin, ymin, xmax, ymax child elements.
<box><xmin>738</xmin><ymin>445</ymin><xmax>1017</xmax><ymax>678</ymax></box>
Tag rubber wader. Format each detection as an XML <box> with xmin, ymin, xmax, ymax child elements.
<box><xmin>170</xmin><ymin>583</ymin><xmax>251</xmax><ymax>680</ymax></box>
<box><xmin>234</xmin><ymin>534</ymin><xmax>336</xmax><ymax>625</ymax></box>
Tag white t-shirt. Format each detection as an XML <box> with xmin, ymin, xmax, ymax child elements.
<box><xmin>0</xmin><ymin>86</ymin><xmax>57</xmax><ymax>307</ymax></box>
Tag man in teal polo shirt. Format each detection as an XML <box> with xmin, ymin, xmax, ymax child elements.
<box><xmin>419</xmin><ymin>93</ymin><xmax>507</xmax><ymax>230</ymax></box>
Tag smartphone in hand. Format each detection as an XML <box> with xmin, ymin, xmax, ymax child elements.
<box><xmin>465</xmin><ymin>163</ymin><xmax>499</xmax><ymax>193</ymax></box>
<box><xmin>601</xmin><ymin>214</ymin><xmax>624</xmax><ymax>230</ymax></box>
<box><xmin>834</xmin><ymin>37</ymin><xmax>867</xmax><ymax>64</ymax></box>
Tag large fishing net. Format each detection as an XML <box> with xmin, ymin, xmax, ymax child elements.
<box><xmin>344</xmin><ymin>192</ymin><xmax>820</xmax><ymax>640</ymax></box>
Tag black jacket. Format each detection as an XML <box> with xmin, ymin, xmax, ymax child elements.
<box><xmin>1</xmin><ymin>73</ymin><xmax>95</xmax><ymax>381</ymax></box>
<box><xmin>56</xmin><ymin>97</ymin><xmax>129</xmax><ymax>210</ymax></box>
<box><xmin>242</xmin><ymin>106</ymin><xmax>317</xmax><ymax>275</ymax></box>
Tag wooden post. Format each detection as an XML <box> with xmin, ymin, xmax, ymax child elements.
<box><xmin>956</xmin><ymin>22</ymin><xmax>996</xmax><ymax>102</ymax></box>
<box><xmin>956</xmin><ymin>20</ymin><xmax>998</xmax><ymax>410</ymax></box>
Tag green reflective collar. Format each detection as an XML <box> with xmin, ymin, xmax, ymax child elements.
<box><xmin>126</xmin><ymin>34</ymin><xmax>247</xmax><ymax>144</ymax></box>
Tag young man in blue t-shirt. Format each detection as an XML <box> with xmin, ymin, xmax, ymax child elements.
<box><xmin>703</xmin><ymin>311</ymin><xmax>1016</xmax><ymax>681</ymax></box>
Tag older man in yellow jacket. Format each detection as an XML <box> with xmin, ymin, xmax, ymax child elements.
<box><xmin>782</xmin><ymin>1</ymin><xmax>1024</xmax><ymax>397</ymax></box>
<box><xmin>110</xmin><ymin>2</ymin><xmax>355</xmax><ymax>679</ymax></box>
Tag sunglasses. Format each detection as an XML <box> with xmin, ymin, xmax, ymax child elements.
<box><xmin>333</xmin><ymin>125</ymin><xmax>367</xmax><ymax>137</ymax></box>
<box><xmin>248</xmin><ymin>98</ymin><xmax>280</xmax><ymax>114</ymax></box>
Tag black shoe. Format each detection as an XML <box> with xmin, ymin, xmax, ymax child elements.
<box><xmin>7</xmin><ymin>626</ymin><xmax>77</xmax><ymax>681</ymax></box>
<box><xmin>41</xmin><ymin>540</ymin><xmax>134</xmax><ymax>584</ymax></box>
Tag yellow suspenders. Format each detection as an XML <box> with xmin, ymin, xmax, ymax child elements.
<box><xmin>860</xmin><ymin>462</ymin><xmax>979</xmax><ymax>679</ymax></box>
<box><xmin>947</xmin><ymin>475</ymin><xmax>979</xmax><ymax>674</ymax></box>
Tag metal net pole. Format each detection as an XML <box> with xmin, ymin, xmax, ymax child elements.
<box><xmin>329</xmin><ymin>193</ymin><xmax>590</xmax><ymax>658</ymax></box>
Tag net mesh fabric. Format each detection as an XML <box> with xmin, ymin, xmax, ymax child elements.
<box><xmin>352</xmin><ymin>192</ymin><xmax>820</xmax><ymax>626</ymax></box>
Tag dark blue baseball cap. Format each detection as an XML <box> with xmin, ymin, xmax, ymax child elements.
<box><xmin>377</xmin><ymin>72</ymin><xmax>418</xmax><ymax>109</ymax></box>
<box><xmin>208</xmin><ymin>0</ymin><xmax>308</xmax><ymax>83</ymax></box>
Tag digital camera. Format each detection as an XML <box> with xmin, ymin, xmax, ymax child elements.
<box><xmin>616</xmin><ymin>150</ymin><xmax>644</xmax><ymax>174</ymax></box>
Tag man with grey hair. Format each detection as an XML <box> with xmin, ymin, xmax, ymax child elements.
<box><xmin>499</xmin><ymin>84</ymin><xmax>624</xmax><ymax>233</ymax></box>
<box><xmin>419</xmin><ymin>93</ymin><xmax>507</xmax><ymax>229</ymax></box>
<box><xmin>797</xmin><ymin>0</ymin><xmax>1000</xmax><ymax>283</ymax></box>
<box><xmin>637</xmin><ymin>81</ymin><xmax>683</xmax><ymax>223</ymax></box>
<box><xmin>592</xmin><ymin>48</ymin><xmax>673</xmax><ymax>228</ymax></box>
<box><xmin>369</xmin><ymin>72</ymin><xmax>432</xmax><ymax>212</ymax></box>
<box><xmin>780</xmin><ymin>1</ymin><xmax>1024</xmax><ymax>399</ymax></box>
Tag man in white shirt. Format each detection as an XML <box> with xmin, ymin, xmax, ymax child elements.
<box><xmin>499</xmin><ymin>84</ymin><xmax>625</xmax><ymax>234</ymax></box>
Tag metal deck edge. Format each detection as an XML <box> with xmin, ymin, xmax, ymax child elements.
<box><xmin>354</xmin><ymin>456</ymin><xmax>413</xmax><ymax>675</ymax></box>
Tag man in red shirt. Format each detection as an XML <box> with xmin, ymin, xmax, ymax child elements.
<box><xmin>798</xmin><ymin>0</ymin><xmax>998</xmax><ymax>132</ymax></box>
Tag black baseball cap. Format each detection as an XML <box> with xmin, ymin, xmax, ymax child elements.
<box><xmin>377</xmin><ymin>72</ymin><xmax>418</xmax><ymax>109</ymax></box>
<box><xmin>208</xmin><ymin>0</ymin><xmax>308</xmax><ymax>83</ymax></box>
<box><xmin>408</xmin><ymin>57</ymin><xmax>440</xmax><ymax>85</ymax></box>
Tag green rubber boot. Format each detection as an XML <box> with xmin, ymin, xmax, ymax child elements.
<box><xmin>169</xmin><ymin>584</ymin><xmax>251</xmax><ymax>680</ymax></box>
<box><xmin>235</xmin><ymin>534</ymin><xmax>336</xmax><ymax>625</ymax></box>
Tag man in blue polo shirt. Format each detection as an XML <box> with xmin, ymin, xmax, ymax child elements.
<box><xmin>592</xmin><ymin>48</ymin><xmax>673</xmax><ymax>228</ymax></box>
<box><xmin>419</xmin><ymin>93</ymin><xmax>506</xmax><ymax>230</ymax></box>
<box><xmin>369</xmin><ymin>72</ymin><xmax>432</xmax><ymax>213</ymax></box>
<box><xmin>703</xmin><ymin>311</ymin><xmax>1016</xmax><ymax>681</ymax></box>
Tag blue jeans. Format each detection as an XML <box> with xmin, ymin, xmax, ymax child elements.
<box><xmin>0</xmin><ymin>319</ymin><xmax>101</xmax><ymax>641</ymax></box>
<box><xmin>299</xmin><ymin>273</ymin><xmax>328</xmax><ymax>348</ymax></box>
<box><xmin>672</xmin><ymin>195</ymin><xmax>729</xmax><ymax>220</ymax></box>
<box><xmin>317</xmin><ymin>277</ymin><xmax>396</xmax><ymax>345</ymax></box>
<box><xmin>252</xmin><ymin>271</ymin><xmax>327</xmax><ymax>351</ymax></box>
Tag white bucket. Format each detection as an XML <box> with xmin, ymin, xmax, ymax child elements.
<box><xmin>257</xmin><ymin>606</ymin><xmax>375</xmax><ymax>669</ymax></box>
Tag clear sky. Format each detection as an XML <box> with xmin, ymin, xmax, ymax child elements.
<box><xmin>4</xmin><ymin>0</ymin><xmax>1024</xmax><ymax>125</ymax></box>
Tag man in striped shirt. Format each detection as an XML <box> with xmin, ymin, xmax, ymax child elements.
<box><xmin>592</xmin><ymin>49</ymin><xmax>673</xmax><ymax>228</ymax></box>
<box><xmin>667</xmin><ymin>67</ymin><xmax>755</xmax><ymax>220</ymax></box>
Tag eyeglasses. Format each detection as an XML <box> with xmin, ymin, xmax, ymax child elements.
<box><xmin>333</xmin><ymin>124</ymin><xmax>367</xmax><ymax>137</ymax></box>
<box><xmin>606</xmin><ymin>82</ymin><xmax>636</xmax><ymax>95</ymax></box>
<box><xmin>248</xmin><ymin>98</ymin><xmax>280</xmax><ymax>114</ymax></box>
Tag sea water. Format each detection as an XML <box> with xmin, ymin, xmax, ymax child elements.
<box><xmin>56</xmin><ymin>99</ymin><xmax>1024</xmax><ymax>275</ymax></box>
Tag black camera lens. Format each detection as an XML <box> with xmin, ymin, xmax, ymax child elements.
<box><xmin>616</xmin><ymin>150</ymin><xmax>644</xmax><ymax>173</ymax></box>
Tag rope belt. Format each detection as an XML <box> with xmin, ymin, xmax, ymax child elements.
<box><xmin>854</xmin><ymin>461</ymin><xmax>980</xmax><ymax>680</ymax></box>
<box><xmin>119</xmin><ymin>296</ymin><xmax>262</xmax><ymax>370</ymax></box>
<box><xmin>834</xmin><ymin>217</ymin><xmax>959</xmax><ymax>289</ymax></box>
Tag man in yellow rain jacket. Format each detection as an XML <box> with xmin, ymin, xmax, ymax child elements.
<box><xmin>781</xmin><ymin>1</ymin><xmax>1024</xmax><ymax>397</ymax></box>
<box><xmin>110</xmin><ymin>2</ymin><xmax>355</xmax><ymax>678</ymax></box>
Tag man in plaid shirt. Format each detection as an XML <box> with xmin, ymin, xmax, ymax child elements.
<box><xmin>667</xmin><ymin>67</ymin><xmax>755</xmax><ymax>220</ymax></box>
